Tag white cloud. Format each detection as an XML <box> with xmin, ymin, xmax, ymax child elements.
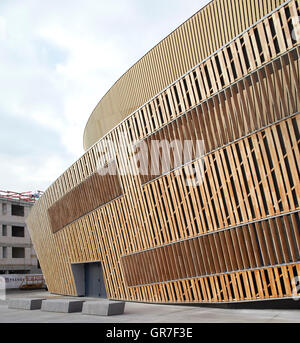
<box><xmin>0</xmin><ymin>16</ymin><xmax>7</xmax><ymax>40</ymax></box>
<box><xmin>0</xmin><ymin>0</ymin><xmax>210</xmax><ymax>192</ymax></box>
<box><xmin>0</xmin><ymin>152</ymin><xmax>70</xmax><ymax>192</ymax></box>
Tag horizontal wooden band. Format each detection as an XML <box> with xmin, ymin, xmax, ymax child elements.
<box><xmin>48</xmin><ymin>161</ymin><xmax>122</xmax><ymax>233</ymax></box>
<box><xmin>121</xmin><ymin>212</ymin><xmax>300</xmax><ymax>287</ymax></box>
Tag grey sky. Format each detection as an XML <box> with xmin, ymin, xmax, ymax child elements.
<box><xmin>0</xmin><ymin>0</ymin><xmax>210</xmax><ymax>193</ymax></box>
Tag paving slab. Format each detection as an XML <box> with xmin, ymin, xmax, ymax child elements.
<box><xmin>41</xmin><ymin>299</ymin><xmax>85</xmax><ymax>313</ymax></box>
<box><xmin>8</xmin><ymin>298</ymin><xmax>45</xmax><ymax>310</ymax></box>
<box><xmin>2</xmin><ymin>290</ymin><xmax>300</xmax><ymax>323</ymax></box>
<box><xmin>82</xmin><ymin>300</ymin><xmax>125</xmax><ymax>316</ymax></box>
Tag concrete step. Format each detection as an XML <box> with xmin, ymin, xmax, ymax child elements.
<box><xmin>8</xmin><ymin>298</ymin><xmax>45</xmax><ymax>310</ymax></box>
<box><xmin>82</xmin><ymin>301</ymin><xmax>125</xmax><ymax>316</ymax></box>
<box><xmin>41</xmin><ymin>299</ymin><xmax>85</xmax><ymax>313</ymax></box>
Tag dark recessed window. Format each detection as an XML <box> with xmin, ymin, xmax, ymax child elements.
<box><xmin>2</xmin><ymin>203</ymin><xmax>7</xmax><ymax>215</ymax></box>
<box><xmin>2</xmin><ymin>247</ymin><xmax>7</xmax><ymax>259</ymax></box>
<box><xmin>12</xmin><ymin>226</ymin><xmax>25</xmax><ymax>238</ymax></box>
<box><xmin>12</xmin><ymin>247</ymin><xmax>25</xmax><ymax>258</ymax></box>
<box><xmin>2</xmin><ymin>225</ymin><xmax>7</xmax><ymax>236</ymax></box>
<box><xmin>11</xmin><ymin>205</ymin><xmax>24</xmax><ymax>217</ymax></box>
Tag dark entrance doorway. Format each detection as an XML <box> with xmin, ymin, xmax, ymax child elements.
<box><xmin>71</xmin><ymin>261</ymin><xmax>107</xmax><ymax>298</ymax></box>
<box><xmin>84</xmin><ymin>262</ymin><xmax>107</xmax><ymax>298</ymax></box>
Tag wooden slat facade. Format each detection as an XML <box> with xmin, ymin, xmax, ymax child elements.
<box><xmin>122</xmin><ymin>212</ymin><xmax>300</xmax><ymax>287</ymax></box>
<box><xmin>48</xmin><ymin>162</ymin><xmax>123</xmax><ymax>233</ymax></box>
<box><xmin>84</xmin><ymin>0</ymin><xmax>296</xmax><ymax>150</ymax></box>
<box><xmin>27</xmin><ymin>0</ymin><xmax>300</xmax><ymax>304</ymax></box>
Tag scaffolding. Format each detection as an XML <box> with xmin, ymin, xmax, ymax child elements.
<box><xmin>0</xmin><ymin>190</ymin><xmax>44</xmax><ymax>203</ymax></box>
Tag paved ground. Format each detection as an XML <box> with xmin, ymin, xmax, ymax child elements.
<box><xmin>1</xmin><ymin>289</ymin><xmax>300</xmax><ymax>323</ymax></box>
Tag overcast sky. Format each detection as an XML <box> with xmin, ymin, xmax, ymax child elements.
<box><xmin>0</xmin><ymin>0</ymin><xmax>210</xmax><ymax>193</ymax></box>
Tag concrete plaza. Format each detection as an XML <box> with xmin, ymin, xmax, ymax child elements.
<box><xmin>0</xmin><ymin>290</ymin><xmax>300</xmax><ymax>323</ymax></box>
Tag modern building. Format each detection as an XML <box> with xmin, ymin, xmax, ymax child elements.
<box><xmin>28</xmin><ymin>0</ymin><xmax>300</xmax><ymax>305</ymax></box>
<box><xmin>0</xmin><ymin>191</ymin><xmax>41</xmax><ymax>275</ymax></box>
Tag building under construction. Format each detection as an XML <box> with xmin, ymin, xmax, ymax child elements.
<box><xmin>0</xmin><ymin>191</ymin><xmax>42</xmax><ymax>275</ymax></box>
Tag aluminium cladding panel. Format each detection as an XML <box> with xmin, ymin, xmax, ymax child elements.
<box><xmin>83</xmin><ymin>0</ymin><xmax>289</xmax><ymax>150</ymax></box>
<box><xmin>27</xmin><ymin>0</ymin><xmax>300</xmax><ymax>303</ymax></box>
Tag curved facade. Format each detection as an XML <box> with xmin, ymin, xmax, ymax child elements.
<box><xmin>28</xmin><ymin>0</ymin><xmax>300</xmax><ymax>305</ymax></box>
<box><xmin>83</xmin><ymin>0</ymin><xmax>292</xmax><ymax>150</ymax></box>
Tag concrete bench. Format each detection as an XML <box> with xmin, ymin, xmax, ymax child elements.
<box><xmin>82</xmin><ymin>301</ymin><xmax>125</xmax><ymax>316</ymax></box>
<box><xmin>41</xmin><ymin>299</ymin><xmax>85</xmax><ymax>313</ymax></box>
<box><xmin>8</xmin><ymin>298</ymin><xmax>45</xmax><ymax>310</ymax></box>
